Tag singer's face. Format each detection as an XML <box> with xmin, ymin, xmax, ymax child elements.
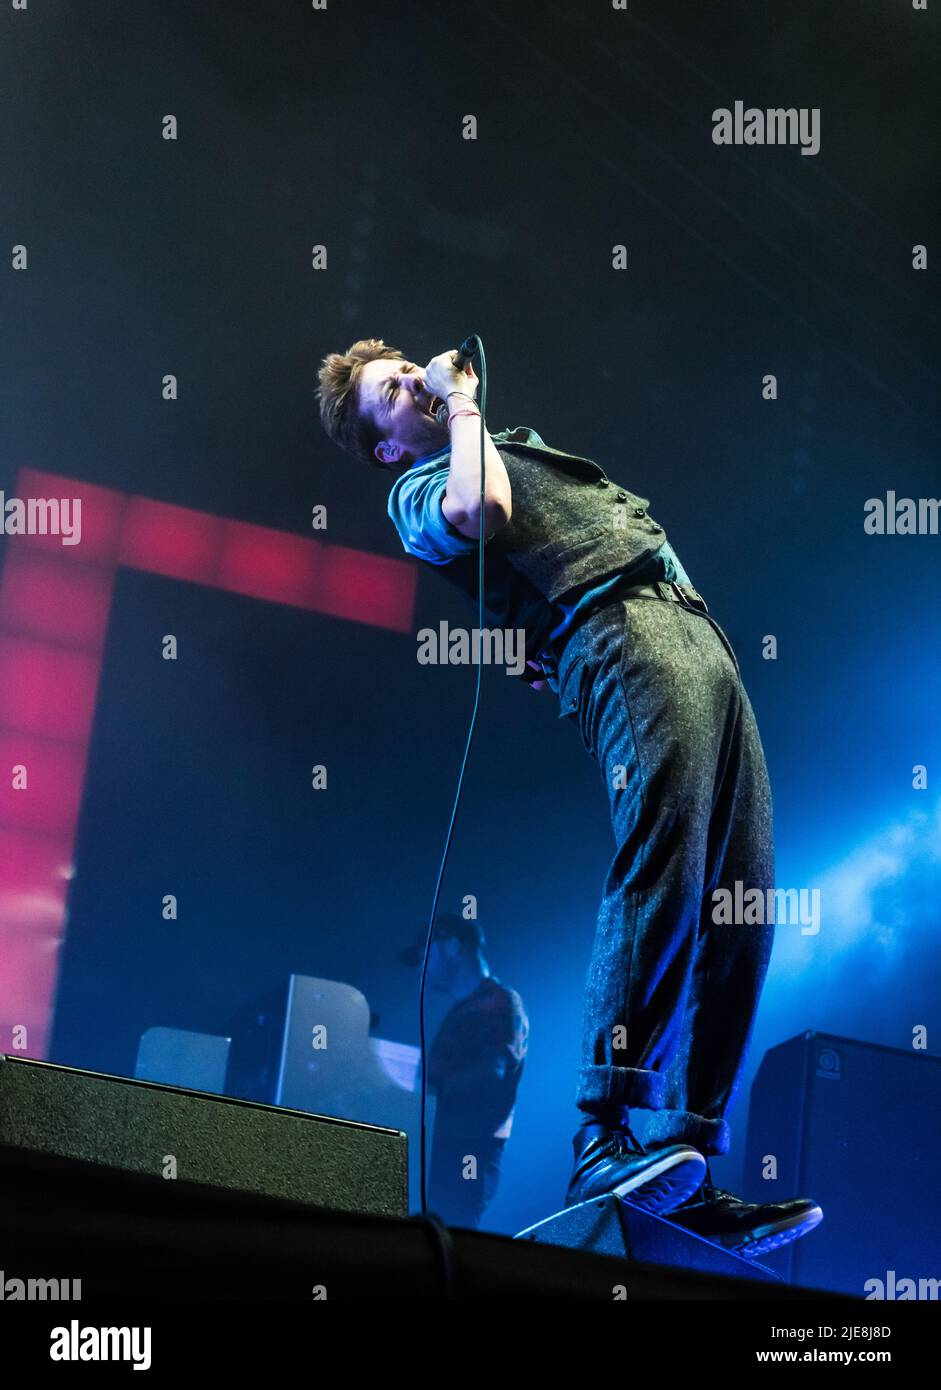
<box><xmin>358</xmin><ymin>357</ymin><xmax>449</xmax><ymax>469</ymax></box>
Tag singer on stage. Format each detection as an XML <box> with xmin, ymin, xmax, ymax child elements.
<box><xmin>316</xmin><ymin>339</ymin><xmax>822</xmax><ymax>1256</ymax></box>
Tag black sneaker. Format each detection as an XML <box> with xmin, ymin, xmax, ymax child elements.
<box><xmin>667</xmin><ymin>1166</ymin><xmax>823</xmax><ymax>1258</ymax></box>
<box><xmin>565</xmin><ymin>1121</ymin><xmax>707</xmax><ymax>1213</ymax></box>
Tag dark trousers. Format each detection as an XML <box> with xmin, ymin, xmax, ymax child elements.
<box><xmin>546</xmin><ymin>595</ymin><xmax>774</xmax><ymax>1157</ymax></box>
<box><xmin>428</xmin><ymin>1132</ymin><xmax>506</xmax><ymax>1229</ymax></box>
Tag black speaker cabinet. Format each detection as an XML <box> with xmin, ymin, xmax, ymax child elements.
<box><xmin>743</xmin><ymin>1031</ymin><xmax>941</xmax><ymax>1296</ymax></box>
<box><xmin>0</xmin><ymin>1055</ymin><xmax>408</xmax><ymax>1218</ymax></box>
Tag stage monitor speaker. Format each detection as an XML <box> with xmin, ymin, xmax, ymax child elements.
<box><xmin>516</xmin><ymin>1193</ymin><xmax>779</xmax><ymax>1284</ymax></box>
<box><xmin>743</xmin><ymin>1031</ymin><xmax>941</xmax><ymax>1296</ymax></box>
<box><xmin>223</xmin><ymin>974</ymin><xmax>431</xmax><ymax>1211</ymax></box>
<box><xmin>0</xmin><ymin>1054</ymin><xmax>407</xmax><ymax>1219</ymax></box>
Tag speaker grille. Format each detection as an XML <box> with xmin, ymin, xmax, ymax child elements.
<box><xmin>0</xmin><ymin>1056</ymin><xmax>408</xmax><ymax>1219</ymax></box>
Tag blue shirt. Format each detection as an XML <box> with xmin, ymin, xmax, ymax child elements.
<box><xmin>387</xmin><ymin>426</ymin><xmax>691</xmax><ymax>648</ymax></box>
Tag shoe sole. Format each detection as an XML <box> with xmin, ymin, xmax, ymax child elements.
<box><xmin>613</xmin><ymin>1148</ymin><xmax>707</xmax><ymax>1215</ymax></box>
<box><xmin>731</xmin><ymin>1205</ymin><xmax>824</xmax><ymax>1259</ymax></box>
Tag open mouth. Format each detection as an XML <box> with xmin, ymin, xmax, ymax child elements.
<box><xmin>425</xmin><ymin>395</ymin><xmax>443</xmax><ymax>419</ymax></box>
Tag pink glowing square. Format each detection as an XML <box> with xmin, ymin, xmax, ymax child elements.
<box><xmin>0</xmin><ymin>636</ymin><xmax>102</xmax><ymax>744</ymax></box>
<box><xmin>0</xmin><ymin>827</ymin><xmax>72</xmax><ymax>929</ymax></box>
<box><xmin>119</xmin><ymin>497</ymin><xmax>225</xmax><ymax>583</ymax></box>
<box><xmin>0</xmin><ymin>922</ymin><xmax>61</xmax><ymax>1054</ymax></box>
<box><xmin>0</xmin><ymin>730</ymin><xmax>87</xmax><ymax>836</ymax></box>
<box><xmin>317</xmin><ymin>544</ymin><xmax>416</xmax><ymax>631</ymax></box>
<box><xmin>217</xmin><ymin>520</ymin><xmax>322</xmax><ymax>608</ymax></box>
<box><xmin>15</xmin><ymin>471</ymin><xmax>126</xmax><ymax>564</ymax></box>
<box><xmin>0</xmin><ymin>548</ymin><xmax>115</xmax><ymax>651</ymax></box>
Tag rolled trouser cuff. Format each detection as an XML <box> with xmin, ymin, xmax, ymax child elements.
<box><xmin>630</xmin><ymin>1107</ymin><xmax>731</xmax><ymax>1157</ymax></box>
<box><xmin>576</xmin><ymin>1065</ymin><xmax>667</xmax><ymax>1112</ymax></box>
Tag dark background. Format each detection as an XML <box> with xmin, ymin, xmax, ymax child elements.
<box><xmin>1</xmin><ymin>0</ymin><xmax>938</xmax><ymax>1246</ymax></box>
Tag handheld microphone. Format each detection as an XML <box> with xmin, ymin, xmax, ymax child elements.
<box><xmin>435</xmin><ymin>335</ymin><xmax>480</xmax><ymax>423</ymax></box>
<box><xmin>453</xmin><ymin>334</ymin><xmax>480</xmax><ymax>370</ymax></box>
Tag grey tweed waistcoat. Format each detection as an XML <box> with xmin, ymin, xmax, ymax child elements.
<box><xmin>430</xmin><ymin>426</ymin><xmax>668</xmax><ymax>661</ymax></box>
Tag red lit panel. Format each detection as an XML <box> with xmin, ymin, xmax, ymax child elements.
<box><xmin>0</xmin><ymin>729</ymin><xmax>87</xmax><ymax>837</ymax></box>
<box><xmin>316</xmin><ymin>543</ymin><xmax>417</xmax><ymax>631</ymax></box>
<box><xmin>0</xmin><ymin>636</ymin><xmax>102</xmax><ymax>745</ymax></box>
<box><xmin>0</xmin><ymin>826</ymin><xmax>72</xmax><ymax>930</ymax></box>
<box><xmin>217</xmin><ymin>519</ymin><xmax>322</xmax><ymax>607</ymax></box>
<box><xmin>0</xmin><ymin>547</ymin><xmax>115</xmax><ymax>651</ymax></box>
<box><xmin>119</xmin><ymin>496</ymin><xmax>225</xmax><ymax>584</ymax></box>
<box><xmin>0</xmin><ymin>922</ymin><xmax>61</xmax><ymax>1058</ymax></box>
<box><xmin>1</xmin><ymin>465</ymin><xmax>419</xmax><ymax>1061</ymax></box>
<box><xmin>16</xmin><ymin>471</ymin><xmax>126</xmax><ymax>565</ymax></box>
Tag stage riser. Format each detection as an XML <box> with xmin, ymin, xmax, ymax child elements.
<box><xmin>0</xmin><ymin>1145</ymin><xmax>828</xmax><ymax>1300</ymax></box>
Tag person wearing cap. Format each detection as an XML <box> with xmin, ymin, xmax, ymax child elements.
<box><xmin>399</xmin><ymin>912</ymin><xmax>528</xmax><ymax>1230</ymax></box>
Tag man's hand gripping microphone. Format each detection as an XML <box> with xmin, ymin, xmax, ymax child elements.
<box><xmin>427</xmin><ymin>335</ymin><xmax>481</xmax><ymax>424</ymax></box>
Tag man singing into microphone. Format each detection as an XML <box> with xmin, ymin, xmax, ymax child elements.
<box><xmin>315</xmin><ymin>339</ymin><xmax>822</xmax><ymax>1258</ymax></box>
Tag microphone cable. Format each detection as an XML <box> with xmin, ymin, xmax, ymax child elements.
<box><xmin>417</xmin><ymin>334</ymin><xmax>487</xmax><ymax>1216</ymax></box>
